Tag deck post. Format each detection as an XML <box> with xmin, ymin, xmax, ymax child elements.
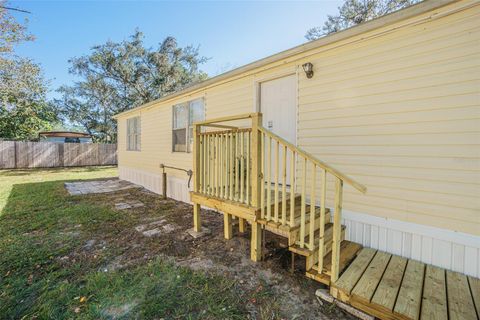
<box><xmin>193</xmin><ymin>123</ymin><xmax>201</xmax><ymax>232</ymax></box>
<box><xmin>331</xmin><ymin>178</ymin><xmax>343</xmax><ymax>283</ymax></box>
<box><xmin>224</xmin><ymin>213</ymin><xmax>233</xmax><ymax>239</ymax></box>
<box><xmin>250</xmin><ymin>112</ymin><xmax>263</xmax><ymax>261</ymax></box>
<box><xmin>251</xmin><ymin>221</ymin><xmax>262</xmax><ymax>261</ymax></box>
<box><xmin>238</xmin><ymin>218</ymin><xmax>246</xmax><ymax>233</ymax></box>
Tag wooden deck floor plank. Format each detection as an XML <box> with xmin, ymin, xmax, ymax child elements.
<box><xmin>420</xmin><ymin>265</ymin><xmax>447</xmax><ymax>320</ymax></box>
<box><xmin>446</xmin><ymin>271</ymin><xmax>477</xmax><ymax>320</ymax></box>
<box><xmin>468</xmin><ymin>276</ymin><xmax>480</xmax><ymax>319</ymax></box>
<box><xmin>351</xmin><ymin>251</ymin><xmax>392</xmax><ymax>305</ymax></box>
<box><xmin>322</xmin><ymin>240</ymin><xmax>362</xmax><ymax>276</ymax></box>
<box><xmin>332</xmin><ymin>248</ymin><xmax>377</xmax><ymax>299</ymax></box>
<box><xmin>393</xmin><ymin>259</ymin><xmax>425</xmax><ymax>320</ymax></box>
<box><xmin>370</xmin><ymin>255</ymin><xmax>408</xmax><ymax>314</ymax></box>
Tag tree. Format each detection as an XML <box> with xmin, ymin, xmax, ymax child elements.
<box><xmin>0</xmin><ymin>2</ymin><xmax>58</xmax><ymax>140</ymax></box>
<box><xmin>57</xmin><ymin>31</ymin><xmax>208</xmax><ymax>143</ymax></box>
<box><xmin>0</xmin><ymin>1</ymin><xmax>33</xmax><ymax>54</ymax></box>
<box><xmin>305</xmin><ymin>0</ymin><xmax>419</xmax><ymax>40</ymax></box>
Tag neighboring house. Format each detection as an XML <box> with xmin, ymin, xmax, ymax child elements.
<box><xmin>38</xmin><ymin>131</ymin><xmax>93</xmax><ymax>143</ymax></box>
<box><xmin>114</xmin><ymin>0</ymin><xmax>480</xmax><ymax>282</ymax></box>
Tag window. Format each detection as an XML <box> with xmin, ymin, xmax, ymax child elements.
<box><xmin>172</xmin><ymin>98</ymin><xmax>204</xmax><ymax>152</ymax></box>
<box><xmin>127</xmin><ymin>116</ymin><xmax>141</xmax><ymax>151</ymax></box>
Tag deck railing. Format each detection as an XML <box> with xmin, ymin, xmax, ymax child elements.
<box><xmin>193</xmin><ymin>112</ymin><xmax>366</xmax><ymax>282</ymax></box>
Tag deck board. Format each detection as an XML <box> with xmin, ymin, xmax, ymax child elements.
<box><xmin>468</xmin><ymin>276</ymin><xmax>480</xmax><ymax>319</ymax></box>
<box><xmin>371</xmin><ymin>255</ymin><xmax>408</xmax><ymax>314</ymax></box>
<box><xmin>420</xmin><ymin>265</ymin><xmax>447</xmax><ymax>320</ymax></box>
<box><xmin>393</xmin><ymin>259</ymin><xmax>424</xmax><ymax>320</ymax></box>
<box><xmin>351</xmin><ymin>251</ymin><xmax>392</xmax><ymax>305</ymax></box>
<box><xmin>330</xmin><ymin>249</ymin><xmax>480</xmax><ymax>320</ymax></box>
<box><xmin>446</xmin><ymin>271</ymin><xmax>477</xmax><ymax>320</ymax></box>
<box><xmin>332</xmin><ymin>248</ymin><xmax>377</xmax><ymax>298</ymax></box>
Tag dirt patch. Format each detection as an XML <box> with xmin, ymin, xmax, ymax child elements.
<box><xmin>69</xmin><ymin>186</ymin><xmax>353</xmax><ymax>319</ymax></box>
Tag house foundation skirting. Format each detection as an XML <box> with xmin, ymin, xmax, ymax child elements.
<box><xmin>342</xmin><ymin>210</ymin><xmax>480</xmax><ymax>278</ymax></box>
<box><xmin>118</xmin><ymin>165</ymin><xmax>191</xmax><ymax>203</ymax></box>
<box><xmin>118</xmin><ymin>165</ymin><xmax>480</xmax><ymax>278</ymax></box>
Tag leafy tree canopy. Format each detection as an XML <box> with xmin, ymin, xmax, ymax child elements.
<box><xmin>0</xmin><ymin>2</ymin><xmax>58</xmax><ymax>140</ymax></box>
<box><xmin>57</xmin><ymin>30</ymin><xmax>208</xmax><ymax>142</ymax></box>
<box><xmin>305</xmin><ymin>0</ymin><xmax>419</xmax><ymax>41</ymax></box>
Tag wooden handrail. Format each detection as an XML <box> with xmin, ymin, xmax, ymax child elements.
<box><xmin>258</xmin><ymin>126</ymin><xmax>367</xmax><ymax>194</ymax></box>
<box><xmin>194</xmin><ymin>113</ymin><xmax>257</xmax><ymax>126</ymax></box>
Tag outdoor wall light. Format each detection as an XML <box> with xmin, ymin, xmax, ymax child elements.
<box><xmin>302</xmin><ymin>62</ymin><xmax>314</xmax><ymax>79</ymax></box>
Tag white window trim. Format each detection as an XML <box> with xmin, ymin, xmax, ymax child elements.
<box><xmin>172</xmin><ymin>98</ymin><xmax>204</xmax><ymax>153</ymax></box>
<box><xmin>127</xmin><ymin>116</ymin><xmax>141</xmax><ymax>151</ymax></box>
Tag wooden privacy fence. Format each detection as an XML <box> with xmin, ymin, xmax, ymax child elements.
<box><xmin>0</xmin><ymin>140</ymin><xmax>117</xmax><ymax>169</ymax></box>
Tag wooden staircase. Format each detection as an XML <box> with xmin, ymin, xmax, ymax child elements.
<box><xmin>190</xmin><ymin>112</ymin><xmax>367</xmax><ymax>286</ymax></box>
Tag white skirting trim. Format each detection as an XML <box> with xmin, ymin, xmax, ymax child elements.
<box><xmin>342</xmin><ymin>210</ymin><xmax>480</xmax><ymax>278</ymax></box>
<box><xmin>119</xmin><ymin>166</ymin><xmax>480</xmax><ymax>277</ymax></box>
<box><xmin>118</xmin><ymin>166</ymin><xmax>192</xmax><ymax>203</ymax></box>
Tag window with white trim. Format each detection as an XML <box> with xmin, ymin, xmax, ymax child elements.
<box><xmin>127</xmin><ymin>116</ymin><xmax>141</xmax><ymax>151</ymax></box>
<box><xmin>172</xmin><ymin>98</ymin><xmax>204</xmax><ymax>152</ymax></box>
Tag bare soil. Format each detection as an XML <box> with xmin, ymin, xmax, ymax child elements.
<box><xmin>68</xmin><ymin>185</ymin><xmax>354</xmax><ymax>320</ymax></box>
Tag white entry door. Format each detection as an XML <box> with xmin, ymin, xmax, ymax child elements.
<box><xmin>260</xmin><ymin>74</ymin><xmax>297</xmax><ymax>185</ymax></box>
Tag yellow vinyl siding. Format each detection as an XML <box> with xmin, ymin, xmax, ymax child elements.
<box><xmin>116</xmin><ymin>0</ymin><xmax>480</xmax><ymax>235</ymax></box>
<box><xmin>297</xmin><ymin>1</ymin><xmax>480</xmax><ymax>235</ymax></box>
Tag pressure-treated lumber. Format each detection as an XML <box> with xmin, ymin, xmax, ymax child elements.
<box><xmin>258</xmin><ymin>126</ymin><xmax>367</xmax><ymax>193</ymax></box>
<box><xmin>393</xmin><ymin>259</ymin><xmax>424</xmax><ymax>320</ymax></box>
<box><xmin>251</xmin><ymin>222</ymin><xmax>262</xmax><ymax>261</ymax></box>
<box><xmin>331</xmin><ymin>178</ymin><xmax>344</xmax><ymax>283</ymax></box>
<box><xmin>446</xmin><ymin>270</ymin><xmax>477</xmax><ymax>320</ymax></box>
<box><xmin>223</xmin><ymin>213</ymin><xmax>233</xmax><ymax>240</ymax></box>
<box><xmin>370</xmin><ymin>255</ymin><xmax>408</xmax><ymax>315</ymax></box>
<box><xmin>468</xmin><ymin>276</ymin><xmax>480</xmax><ymax>319</ymax></box>
<box><xmin>351</xmin><ymin>251</ymin><xmax>391</xmax><ymax>305</ymax></box>
<box><xmin>420</xmin><ymin>265</ymin><xmax>447</xmax><ymax>320</ymax></box>
<box><xmin>332</xmin><ymin>248</ymin><xmax>377</xmax><ymax>300</ymax></box>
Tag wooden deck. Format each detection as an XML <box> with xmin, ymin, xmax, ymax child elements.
<box><xmin>331</xmin><ymin>248</ymin><xmax>480</xmax><ymax>320</ymax></box>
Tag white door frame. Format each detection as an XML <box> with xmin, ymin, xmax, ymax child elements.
<box><xmin>253</xmin><ymin>66</ymin><xmax>299</xmax><ymax>147</ymax></box>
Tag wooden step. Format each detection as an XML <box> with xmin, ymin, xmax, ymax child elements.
<box><xmin>259</xmin><ymin>207</ymin><xmax>330</xmax><ymax>238</ymax></box>
<box><xmin>290</xmin><ymin>206</ymin><xmax>331</xmax><ymax>232</ymax></box>
<box><xmin>306</xmin><ymin>241</ymin><xmax>362</xmax><ymax>286</ymax></box>
<box><xmin>289</xmin><ymin>223</ymin><xmax>345</xmax><ymax>257</ymax></box>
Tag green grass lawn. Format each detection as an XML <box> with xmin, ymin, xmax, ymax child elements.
<box><xmin>0</xmin><ymin>167</ymin><xmax>250</xmax><ymax>319</ymax></box>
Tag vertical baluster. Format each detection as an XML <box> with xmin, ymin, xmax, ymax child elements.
<box><xmin>219</xmin><ymin>133</ymin><xmax>224</xmax><ymax>199</ymax></box>
<box><xmin>240</xmin><ymin>131</ymin><xmax>245</xmax><ymax>203</ymax></box>
<box><xmin>266</xmin><ymin>136</ymin><xmax>272</xmax><ymax>220</ymax></box>
<box><xmin>318</xmin><ymin>169</ymin><xmax>327</xmax><ymax>275</ymax></box>
<box><xmin>199</xmin><ymin>134</ymin><xmax>203</xmax><ymax>192</ymax></box>
<box><xmin>260</xmin><ymin>133</ymin><xmax>265</xmax><ymax>219</ymax></box>
<box><xmin>235</xmin><ymin>132</ymin><xmax>240</xmax><ymax>201</ymax></box>
<box><xmin>274</xmin><ymin>141</ymin><xmax>279</xmax><ymax>223</ymax></box>
<box><xmin>229</xmin><ymin>132</ymin><xmax>234</xmax><ymax>200</ymax></box>
<box><xmin>202</xmin><ymin>134</ymin><xmax>207</xmax><ymax>194</ymax></box>
<box><xmin>205</xmin><ymin>134</ymin><xmax>211</xmax><ymax>194</ymax></box>
<box><xmin>223</xmin><ymin>133</ymin><xmax>227</xmax><ymax>199</ymax></box>
<box><xmin>309</xmin><ymin>164</ymin><xmax>316</xmax><ymax>249</ymax></box>
<box><xmin>281</xmin><ymin>145</ymin><xmax>287</xmax><ymax>226</ymax></box>
<box><xmin>226</xmin><ymin>133</ymin><xmax>230</xmax><ymax>198</ymax></box>
<box><xmin>331</xmin><ymin>178</ymin><xmax>344</xmax><ymax>282</ymax></box>
<box><xmin>300</xmin><ymin>157</ymin><xmax>307</xmax><ymax>248</ymax></box>
<box><xmin>212</xmin><ymin>134</ymin><xmax>215</xmax><ymax>195</ymax></box>
<box><xmin>246</xmin><ymin>131</ymin><xmax>250</xmax><ymax>205</ymax></box>
<box><xmin>214</xmin><ymin>133</ymin><xmax>218</xmax><ymax>197</ymax></box>
<box><xmin>290</xmin><ymin>150</ymin><xmax>296</xmax><ymax>227</ymax></box>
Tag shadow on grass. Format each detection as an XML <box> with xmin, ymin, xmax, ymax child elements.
<box><xmin>0</xmin><ymin>179</ymin><xmax>246</xmax><ymax>320</ymax></box>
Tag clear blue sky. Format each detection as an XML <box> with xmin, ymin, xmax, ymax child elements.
<box><xmin>10</xmin><ymin>0</ymin><xmax>342</xmax><ymax>99</ymax></box>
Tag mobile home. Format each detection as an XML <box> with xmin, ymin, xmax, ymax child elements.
<box><xmin>114</xmin><ymin>0</ymin><xmax>480</xmax><ymax>317</ymax></box>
